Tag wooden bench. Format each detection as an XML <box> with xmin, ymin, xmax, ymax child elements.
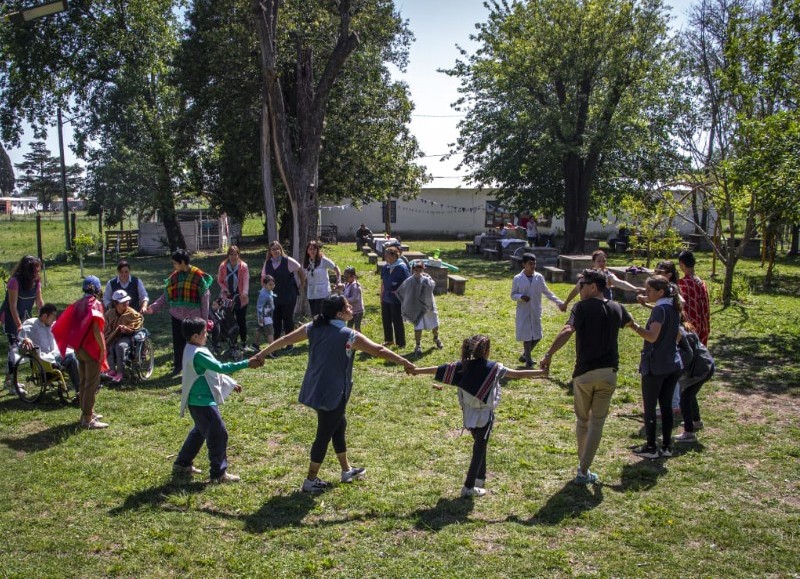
<box><xmin>367</xmin><ymin>252</ymin><xmax>379</xmax><ymax>265</ymax></box>
<box><xmin>543</xmin><ymin>266</ymin><xmax>565</xmax><ymax>283</ymax></box>
<box><xmin>482</xmin><ymin>248</ymin><xmax>501</xmax><ymax>260</ymax></box>
<box><xmin>465</xmin><ymin>242</ymin><xmax>478</xmax><ymax>254</ymax></box>
<box><xmin>376</xmin><ymin>261</ymin><xmax>386</xmax><ymax>274</ymax></box>
<box><xmin>448</xmin><ymin>274</ymin><xmax>468</xmax><ymax>295</ymax></box>
<box><xmin>362</xmin><ymin>246</ymin><xmax>373</xmax><ymax>257</ymax></box>
<box><xmin>105</xmin><ymin>230</ymin><xmax>139</xmax><ymax>253</ymax></box>
<box><xmin>510</xmin><ymin>255</ymin><xmax>523</xmax><ymax>271</ymax></box>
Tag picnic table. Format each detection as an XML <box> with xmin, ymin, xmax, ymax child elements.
<box><xmin>557</xmin><ymin>254</ymin><xmax>594</xmax><ymax>283</ymax></box>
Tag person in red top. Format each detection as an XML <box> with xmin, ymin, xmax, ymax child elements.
<box><xmin>677</xmin><ymin>250</ymin><xmax>710</xmax><ymax>345</ymax></box>
<box><xmin>53</xmin><ymin>276</ymin><xmax>109</xmax><ymax>429</ymax></box>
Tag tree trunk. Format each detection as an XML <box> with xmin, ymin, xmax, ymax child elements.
<box><xmin>789</xmin><ymin>223</ymin><xmax>799</xmax><ymax>256</ymax></box>
<box><xmin>562</xmin><ymin>152</ymin><xmax>590</xmax><ymax>254</ymax></box>
<box><xmin>155</xmin><ymin>162</ymin><xmax>185</xmax><ymax>251</ymax></box>
<box><xmin>260</xmin><ymin>96</ymin><xmax>278</xmax><ymax>243</ymax></box>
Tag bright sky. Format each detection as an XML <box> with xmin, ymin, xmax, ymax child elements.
<box><xmin>7</xmin><ymin>0</ymin><xmax>696</xmax><ymax>189</ymax></box>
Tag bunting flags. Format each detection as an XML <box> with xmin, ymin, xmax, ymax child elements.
<box><xmin>320</xmin><ymin>197</ymin><xmax>484</xmax><ymax>214</ymax></box>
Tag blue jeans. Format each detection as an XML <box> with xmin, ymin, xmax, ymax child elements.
<box><xmin>176</xmin><ymin>405</ymin><xmax>229</xmax><ymax>478</ymax></box>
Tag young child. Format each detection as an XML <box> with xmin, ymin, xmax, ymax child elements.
<box><xmin>342</xmin><ymin>267</ymin><xmax>364</xmax><ymax>332</ymax></box>
<box><xmin>396</xmin><ymin>260</ymin><xmax>443</xmax><ymax>356</ymax></box>
<box><xmin>173</xmin><ymin>317</ymin><xmax>262</xmax><ymax>483</ymax></box>
<box><xmin>255</xmin><ymin>275</ymin><xmax>276</xmax><ymax>349</ymax></box>
<box><xmin>411</xmin><ymin>334</ymin><xmax>547</xmax><ymax>497</ymax></box>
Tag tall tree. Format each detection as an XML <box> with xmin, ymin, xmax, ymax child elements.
<box><xmin>13</xmin><ymin>141</ymin><xmax>82</xmax><ymax>210</ymax></box>
<box><xmin>0</xmin><ymin>143</ymin><xmax>14</xmax><ymax>195</ymax></box>
<box><xmin>0</xmin><ymin>0</ymin><xmax>188</xmax><ymax>250</ymax></box>
<box><xmin>252</xmin><ymin>0</ymin><xmax>419</xmax><ymax>256</ymax></box>
<box><xmin>447</xmin><ymin>0</ymin><xmax>684</xmax><ymax>253</ymax></box>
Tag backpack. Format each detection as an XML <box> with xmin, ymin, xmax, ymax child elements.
<box><xmin>678</xmin><ymin>329</ymin><xmax>715</xmax><ymax>384</ymax></box>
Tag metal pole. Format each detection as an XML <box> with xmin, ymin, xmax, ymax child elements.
<box><xmin>57</xmin><ymin>107</ymin><xmax>71</xmax><ymax>251</ymax></box>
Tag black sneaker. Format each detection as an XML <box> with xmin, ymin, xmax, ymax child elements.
<box><xmin>632</xmin><ymin>445</ymin><xmax>660</xmax><ymax>459</ymax></box>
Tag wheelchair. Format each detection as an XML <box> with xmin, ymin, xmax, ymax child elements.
<box><xmin>12</xmin><ymin>345</ymin><xmax>77</xmax><ymax>405</ymax></box>
<box><xmin>124</xmin><ymin>328</ymin><xmax>155</xmax><ymax>382</ymax></box>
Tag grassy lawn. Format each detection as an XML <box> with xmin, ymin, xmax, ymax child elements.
<box><xmin>1</xmin><ymin>224</ymin><xmax>798</xmax><ymax>577</ymax></box>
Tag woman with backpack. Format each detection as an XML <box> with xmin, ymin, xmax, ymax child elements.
<box><xmin>675</xmin><ymin>321</ymin><xmax>715</xmax><ymax>443</ymax></box>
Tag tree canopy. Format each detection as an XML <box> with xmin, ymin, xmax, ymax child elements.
<box><xmin>447</xmin><ymin>0</ymin><xmax>686</xmax><ymax>253</ymax></box>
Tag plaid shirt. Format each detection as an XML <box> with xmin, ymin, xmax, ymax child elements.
<box><xmin>678</xmin><ymin>275</ymin><xmax>710</xmax><ymax>345</ymax></box>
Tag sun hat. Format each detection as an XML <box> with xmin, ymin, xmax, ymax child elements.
<box><xmin>111</xmin><ymin>289</ymin><xmax>131</xmax><ymax>303</ymax></box>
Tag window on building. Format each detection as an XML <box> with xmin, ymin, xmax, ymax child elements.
<box><xmin>381</xmin><ymin>200</ymin><xmax>397</xmax><ymax>224</ymax></box>
<box><xmin>485</xmin><ymin>200</ymin><xmax>513</xmax><ymax>228</ymax></box>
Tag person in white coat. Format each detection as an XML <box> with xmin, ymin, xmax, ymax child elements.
<box><xmin>511</xmin><ymin>253</ymin><xmax>564</xmax><ymax>368</ymax></box>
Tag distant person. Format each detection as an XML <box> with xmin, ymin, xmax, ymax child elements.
<box><xmin>254</xmin><ymin>275</ymin><xmax>276</xmax><ymax>349</ymax></box>
<box><xmin>144</xmin><ymin>249</ymin><xmax>214</xmax><ymax>376</ymax></box>
<box><xmin>103</xmin><ymin>289</ymin><xmax>144</xmax><ymax>384</ymax></box>
<box><xmin>355</xmin><ymin>223</ymin><xmax>373</xmax><ymax>250</ymax></box>
<box><xmin>677</xmin><ymin>250</ymin><xmax>710</xmax><ymax>345</ymax></box>
<box><xmin>2</xmin><ymin>255</ymin><xmax>44</xmax><ymax>394</ymax></box>
<box><xmin>629</xmin><ymin>275</ymin><xmax>683</xmax><ymax>459</ymax></box>
<box><xmin>560</xmin><ymin>250</ymin><xmax>641</xmax><ymax>311</ymax></box>
<box><xmin>511</xmin><ymin>253</ymin><xmax>564</xmax><ymax>367</ymax></box>
<box><xmin>342</xmin><ymin>267</ymin><xmax>364</xmax><ymax>332</ymax></box>
<box><xmin>526</xmin><ymin>218</ymin><xmax>539</xmax><ymax>247</ymax></box>
<box><xmin>396</xmin><ymin>260</ymin><xmax>443</xmax><ymax>356</ymax></box>
<box><xmin>53</xmin><ymin>276</ymin><xmax>108</xmax><ymax>429</ymax></box>
<box><xmin>256</xmin><ymin>295</ymin><xmax>414</xmax><ymax>493</ymax></box>
<box><xmin>173</xmin><ymin>317</ymin><xmax>262</xmax><ymax>483</ymax></box>
<box><xmin>261</xmin><ymin>241</ymin><xmax>306</xmax><ymax>343</ymax></box>
<box><xmin>103</xmin><ymin>259</ymin><xmax>149</xmax><ymax>312</ymax></box>
<box><xmin>380</xmin><ymin>246</ymin><xmax>410</xmax><ymax>349</ymax></box>
<box><xmin>18</xmin><ymin>303</ymin><xmax>79</xmax><ymax>392</ymax></box>
<box><xmin>540</xmin><ymin>270</ymin><xmax>632</xmax><ymax>485</ymax></box>
<box><xmin>217</xmin><ymin>245</ymin><xmax>250</xmax><ymax>347</ymax></box>
<box><xmin>304</xmin><ymin>240</ymin><xmax>341</xmax><ymax>317</ymax></box>
<box><xmin>411</xmin><ymin>334</ymin><xmax>546</xmax><ymax>497</ymax></box>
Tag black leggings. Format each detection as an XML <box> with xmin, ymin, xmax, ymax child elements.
<box><xmin>310</xmin><ymin>396</ymin><xmax>348</xmax><ymax>464</ymax></box>
<box><xmin>381</xmin><ymin>301</ymin><xmax>405</xmax><ymax>347</ymax></box>
<box><xmin>171</xmin><ymin>316</ymin><xmax>187</xmax><ymax>372</ymax></box>
<box><xmin>465</xmin><ymin>421</ymin><xmax>493</xmax><ymax>488</ymax></box>
<box><xmin>642</xmin><ymin>370</ymin><xmax>681</xmax><ymax>448</ymax></box>
<box><xmin>233</xmin><ymin>304</ymin><xmax>248</xmax><ymax>343</ymax></box>
<box><xmin>272</xmin><ymin>300</ymin><xmax>297</xmax><ymax>339</ymax></box>
<box><xmin>680</xmin><ymin>380</ymin><xmax>705</xmax><ymax>432</ymax></box>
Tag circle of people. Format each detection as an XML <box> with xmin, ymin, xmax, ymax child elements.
<box><xmin>2</xmin><ymin>242</ymin><xmax>713</xmax><ymax>496</ymax></box>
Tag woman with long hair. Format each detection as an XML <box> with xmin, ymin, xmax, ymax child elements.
<box><xmin>303</xmin><ymin>240</ymin><xmax>340</xmax><ymax>317</ymax></box>
<box><xmin>256</xmin><ymin>295</ymin><xmax>413</xmax><ymax>493</ymax></box>
<box><xmin>1</xmin><ymin>255</ymin><xmax>43</xmax><ymax>393</ymax></box>
<box><xmin>217</xmin><ymin>245</ymin><xmax>250</xmax><ymax>346</ymax></box>
<box><xmin>261</xmin><ymin>241</ymin><xmax>306</xmax><ymax>343</ymax></box>
<box><xmin>629</xmin><ymin>275</ymin><xmax>683</xmax><ymax>459</ymax></box>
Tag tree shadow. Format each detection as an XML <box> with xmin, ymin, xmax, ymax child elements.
<box><xmin>242</xmin><ymin>491</ymin><xmax>317</xmax><ymax>532</ymax></box>
<box><xmin>412</xmin><ymin>496</ymin><xmax>475</xmax><ymax>531</ymax></box>
<box><xmin>0</xmin><ymin>395</ymin><xmax>74</xmax><ymax>412</ymax></box>
<box><xmin>712</xmin><ymin>332</ymin><xmax>800</xmax><ymax>395</ymax></box>
<box><xmin>0</xmin><ymin>421</ymin><xmax>81</xmax><ymax>453</ymax></box>
<box><xmin>509</xmin><ymin>482</ymin><xmax>603</xmax><ymax>526</ymax></box>
<box><xmin>108</xmin><ymin>479</ymin><xmax>207</xmax><ymax>515</ymax></box>
<box><xmin>608</xmin><ymin>460</ymin><xmax>669</xmax><ymax>493</ymax></box>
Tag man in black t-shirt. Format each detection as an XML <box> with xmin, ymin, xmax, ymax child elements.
<box><xmin>540</xmin><ymin>269</ymin><xmax>632</xmax><ymax>485</ymax></box>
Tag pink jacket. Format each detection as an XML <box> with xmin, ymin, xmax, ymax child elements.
<box><xmin>217</xmin><ymin>259</ymin><xmax>250</xmax><ymax>306</ymax></box>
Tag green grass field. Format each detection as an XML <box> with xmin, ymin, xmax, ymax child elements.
<box><xmin>1</xmin><ymin>221</ymin><xmax>798</xmax><ymax>577</ymax></box>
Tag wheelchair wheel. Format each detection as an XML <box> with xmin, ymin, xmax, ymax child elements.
<box><xmin>56</xmin><ymin>373</ymin><xmax>78</xmax><ymax>405</ymax></box>
<box><xmin>133</xmin><ymin>338</ymin><xmax>155</xmax><ymax>381</ymax></box>
<box><xmin>13</xmin><ymin>355</ymin><xmax>47</xmax><ymax>404</ymax></box>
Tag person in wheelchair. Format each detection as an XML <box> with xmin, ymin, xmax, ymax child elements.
<box><xmin>18</xmin><ymin>303</ymin><xmax>80</xmax><ymax>392</ymax></box>
<box><xmin>103</xmin><ymin>290</ymin><xmax>143</xmax><ymax>384</ymax></box>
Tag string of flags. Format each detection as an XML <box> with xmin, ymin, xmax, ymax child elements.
<box><xmin>320</xmin><ymin>197</ymin><xmax>486</xmax><ymax>214</ymax></box>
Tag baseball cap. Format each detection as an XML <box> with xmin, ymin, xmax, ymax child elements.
<box><xmin>111</xmin><ymin>289</ymin><xmax>131</xmax><ymax>303</ymax></box>
<box><xmin>82</xmin><ymin>275</ymin><xmax>102</xmax><ymax>294</ymax></box>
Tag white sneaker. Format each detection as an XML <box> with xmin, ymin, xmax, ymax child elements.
<box><xmin>460</xmin><ymin>486</ymin><xmax>487</xmax><ymax>498</ymax></box>
<box><xmin>302</xmin><ymin>477</ymin><xmax>329</xmax><ymax>493</ymax></box>
<box><xmin>341</xmin><ymin>467</ymin><xmax>366</xmax><ymax>483</ymax></box>
<box><xmin>212</xmin><ymin>472</ymin><xmax>241</xmax><ymax>484</ymax></box>
<box><xmin>80</xmin><ymin>418</ymin><xmax>109</xmax><ymax>430</ymax></box>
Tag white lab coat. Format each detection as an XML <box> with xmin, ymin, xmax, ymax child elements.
<box><xmin>511</xmin><ymin>271</ymin><xmax>563</xmax><ymax>341</ymax></box>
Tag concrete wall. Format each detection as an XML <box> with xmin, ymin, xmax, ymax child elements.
<box><xmin>320</xmin><ymin>187</ymin><xmax>702</xmax><ymax>240</ymax></box>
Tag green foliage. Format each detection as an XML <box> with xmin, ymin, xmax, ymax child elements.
<box><xmin>447</xmin><ymin>0</ymin><xmax>688</xmax><ymax>251</ymax></box>
<box><xmin>708</xmin><ymin>271</ymin><xmax>753</xmax><ymax>305</ymax></box>
<box><xmin>618</xmin><ymin>191</ymin><xmax>683</xmax><ymax>266</ymax></box>
<box><xmin>0</xmin><ymin>143</ymin><xmax>14</xmax><ymax>195</ymax></box>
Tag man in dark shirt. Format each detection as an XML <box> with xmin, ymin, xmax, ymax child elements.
<box><xmin>540</xmin><ymin>269</ymin><xmax>632</xmax><ymax>485</ymax></box>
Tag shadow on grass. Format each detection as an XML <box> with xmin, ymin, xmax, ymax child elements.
<box><xmin>509</xmin><ymin>482</ymin><xmax>604</xmax><ymax>526</ymax></box>
<box><xmin>0</xmin><ymin>421</ymin><xmax>81</xmax><ymax>452</ymax></box>
<box><xmin>108</xmin><ymin>479</ymin><xmax>207</xmax><ymax>515</ymax></box>
<box><xmin>0</xmin><ymin>394</ymin><xmax>75</xmax><ymax>412</ymax></box>
<box><xmin>413</xmin><ymin>496</ymin><xmax>475</xmax><ymax>531</ymax></box>
<box><xmin>712</xmin><ymin>332</ymin><xmax>800</xmax><ymax>395</ymax></box>
<box><xmin>242</xmin><ymin>492</ymin><xmax>317</xmax><ymax>532</ymax></box>
<box><xmin>608</xmin><ymin>460</ymin><xmax>669</xmax><ymax>493</ymax></box>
